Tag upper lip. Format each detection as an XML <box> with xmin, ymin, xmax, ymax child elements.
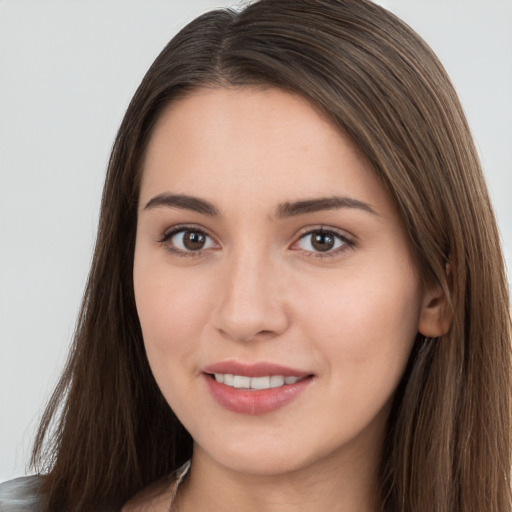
<box><xmin>202</xmin><ymin>360</ymin><xmax>312</xmax><ymax>378</ymax></box>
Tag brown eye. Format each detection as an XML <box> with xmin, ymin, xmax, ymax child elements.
<box><xmin>166</xmin><ymin>228</ymin><xmax>216</xmax><ymax>253</ymax></box>
<box><xmin>183</xmin><ymin>231</ymin><xmax>206</xmax><ymax>250</ymax></box>
<box><xmin>295</xmin><ymin>229</ymin><xmax>351</xmax><ymax>256</ymax></box>
<box><xmin>311</xmin><ymin>232</ymin><xmax>335</xmax><ymax>252</ymax></box>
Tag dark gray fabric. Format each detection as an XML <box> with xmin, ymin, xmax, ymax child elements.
<box><xmin>0</xmin><ymin>476</ymin><xmax>44</xmax><ymax>511</ymax></box>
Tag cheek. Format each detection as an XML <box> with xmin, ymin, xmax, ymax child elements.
<box><xmin>297</xmin><ymin>261</ymin><xmax>421</xmax><ymax>385</ymax></box>
<box><xmin>133</xmin><ymin>254</ymin><xmax>216</xmax><ymax>375</ymax></box>
<box><xmin>293</xmin><ymin>268</ymin><xmax>421</xmax><ymax>445</ymax></box>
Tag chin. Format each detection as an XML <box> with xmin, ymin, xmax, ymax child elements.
<box><xmin>215</xmin><ymin>451</ymin><xmax>309</xmax><ymax>476</ymax></box>
<box><xmin>196</xmin><ymin>434</ymin><xmax>340</xmax><ymax>478</ymax></box>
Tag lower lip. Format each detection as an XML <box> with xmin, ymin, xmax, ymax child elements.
<box><xmin>203</xmin><ymin>374</ymin><xmax>313</xmax><ymax>415</ymax></box>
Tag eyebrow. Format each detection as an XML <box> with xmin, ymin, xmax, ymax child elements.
<box><xmin>276</xmin><ymin>196</ymin><xmax>377</xmax><ymax>218</ymax></box>
<box><xmin>144</xmin><ymin>193</ymin><xmax>219</xmax><ymax>216</ymax></box>
<box><xmin>143</xmin><ymin>193</ymin><xmax>377</xmax><ymax>217</ymax></box>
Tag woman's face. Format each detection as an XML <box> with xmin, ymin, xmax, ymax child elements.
<box><xmin>134</xmin><ymin>87</ymin><xmax>431</xmax><ymax>476</ymax></box>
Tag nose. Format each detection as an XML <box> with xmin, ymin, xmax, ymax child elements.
<box><xmin>212</xmin><ymin>248</ymin><xmax>290</xmax><ymax>343</ymax></box>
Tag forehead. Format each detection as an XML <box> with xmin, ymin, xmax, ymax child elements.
<box><xmin>140</xmin><ymin>86</ymin><xmax>390</xmax><ymax>216</ymax></box>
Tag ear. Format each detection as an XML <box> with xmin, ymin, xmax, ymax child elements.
<box><xmin>418</xmin><ymin>270</ymin><xmax>453</xmax><ymax>337</ymax></box>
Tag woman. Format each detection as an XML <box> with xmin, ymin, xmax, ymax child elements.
<box><xmin>1</xmin><ymin>0</ymin><xmax>510</xmax><ymax>511</ymax></box>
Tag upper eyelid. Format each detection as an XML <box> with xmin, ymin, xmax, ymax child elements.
<box><xmin>159</xmin><ymin>223</ymin><xmax>354</xmax><ymax>237</ymax></box>
<box><xmin>294</xmin><ymin>225</ymin><xmax>355</xmax><ymax>242</ymax></box>
<box><xmin>296</xmin><ymin>231</ymin><xmax>353</xmax><ymax>245</ymax></box>
<box><xmin>160</xmin><ymin>224</ymin><xmax>215</xmax><ymax>241</ymax></box>
<box><xmin>157</xmin><ymin>224</ymin><xmax>355</xmax><ymax>250</ymax></box>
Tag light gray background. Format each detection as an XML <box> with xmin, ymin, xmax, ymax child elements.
<box><xmin>1</xmin><ymin>0</ymin><xmax>511</xmax><ymax>482</ymax></box>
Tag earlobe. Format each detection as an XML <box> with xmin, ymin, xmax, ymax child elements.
<box><xmin>418</xmin><ymin>267</ymin><xmax>453</xmax><ymax>337</ymax></box>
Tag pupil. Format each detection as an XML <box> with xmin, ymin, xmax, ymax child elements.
<box><xmin>312</xmin><ymin>232</ymin><xmax>334</xmax><ymax>252</ymax></box>
<box><xmin>184</xmin><ymin>231</ymin><xmax>205</xmax><ymax>250</ymax></box>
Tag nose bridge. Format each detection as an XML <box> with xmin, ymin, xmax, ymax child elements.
<box><xmin>214</xmin><ymin>240</ymin><xmax>288</xmax><ymax>342</ymax></box>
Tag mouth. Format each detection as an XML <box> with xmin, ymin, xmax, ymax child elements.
<box><xmin>207</xmin><ymin>373</ymin><xmax>308</xmax><ymax>390</ymax></box>
<box><xmin>202</xmin><ymin>361</ymin><xmax>315</xmax><ymax>415</ymax></box>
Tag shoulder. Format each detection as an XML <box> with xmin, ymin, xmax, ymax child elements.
<box><xmin>122</xmin><ymin>461</ymin><xmax>191</xmax><ymax>512</ymax></box>
<box><xmin>0</xmin><ymin>476</ymin><xmax>44</xmax><ymax>511</ymax></box>
<box><xmin>121</xmin><ymin>475</ymin><xmax>173</xmax><ymax>512</ymax></box>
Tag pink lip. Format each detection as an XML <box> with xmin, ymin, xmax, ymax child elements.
<box><xmin>202</xmin><ymin>360</ymin><xmax>314</xmax><ymax>415</ymax></box>
<box><xmin>202</xmin><ymin>360</ymin><xmax>310</xmax><ymax>378</ymax></box>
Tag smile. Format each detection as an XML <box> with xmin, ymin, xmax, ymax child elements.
<box><xmin>212</xmin><ymin>374</ymin><xmax>303</xmax><ymax>389</ymax></box>
<box><xmin>202</xmin><ymin>362</ymin><xmax>314</xmax><ymax>415</ymax></box>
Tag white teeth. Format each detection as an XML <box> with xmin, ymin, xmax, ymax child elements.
<box><xmin>269</xmin><ymin>375</ymin><xmax>285</xmax><ymax>388</ymax></box>
<box><xmin>251</xmin><ymin>376</ymin><xmax>270</xmax><ymax>390</ymax></box>
<box><xmin>213</xmin><ymin>373</ymin><xmax>304</xmax><ymax>390</ymax></box>
<box><xmin>233</xmin><ymin>375</ymin><xmax>251</xmax><ymax>389</ymax></box>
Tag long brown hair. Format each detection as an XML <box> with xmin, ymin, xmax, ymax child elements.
<box><xmin>32</xmin><ymin>1</ymin><xmax>512</xmax><ymax>511</ymax></box>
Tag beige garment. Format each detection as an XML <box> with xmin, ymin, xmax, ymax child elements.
<box><xmin>122</xmin><ymin>460</ymin><xmax>191</xmax><ymax>512</ymax></box>
<box><xmin>167</xmin><ymin>460</ymin><xmax>191</xmax><ymax>510</ymax></box>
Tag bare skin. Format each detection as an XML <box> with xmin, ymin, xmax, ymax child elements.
<box><xmin>126</xmin><ymin>87</ymin><xmax>450</xmax><ymax>512</ymax></box>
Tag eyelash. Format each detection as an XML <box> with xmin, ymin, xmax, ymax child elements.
<box><xmin>158</xmin><ymin>225</ymin><xmax>215</xmax><ymax>258</ymax></box>
<box><xmin>158</xmin><ymin>225</ymin><xmax>355</xmax><ymax>259</ymax></box>
<box><xmin>293</xmin><ymin>227</ymin><xmax>355</xmax><ymax>258</ymax></box>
